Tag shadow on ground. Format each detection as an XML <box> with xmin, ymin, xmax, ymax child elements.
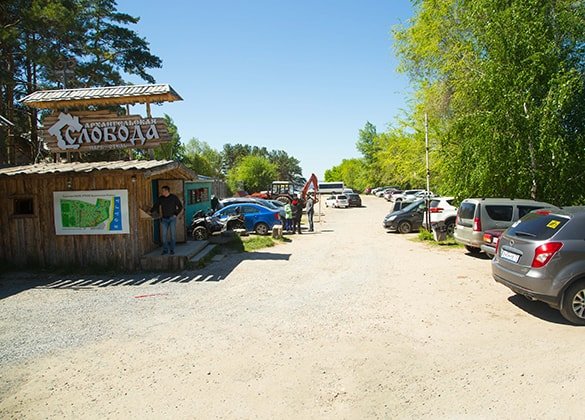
<box><xmin>0</xmin><ymin>250</ymin><xmax>291</xmax><ymax>300</ymax></box>
<box><xmin>507</xmin><ymin>294</ymin><xmax>582</xmax><ymax>326</ymax></box>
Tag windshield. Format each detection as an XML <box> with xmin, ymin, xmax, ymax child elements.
<box><xmin>402</xmin><ymin>199</ymin><xmax>424</xmax><ymax>212</ymax></box>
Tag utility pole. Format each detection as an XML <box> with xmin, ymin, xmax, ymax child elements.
<box><xmin>425</xmin><ymin>112</ymin><xmax>431</xmax><ymax>231</ymax></box>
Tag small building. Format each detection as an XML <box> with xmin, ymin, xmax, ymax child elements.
<box><xmin>0</xmin><ymin>160</ymin><xmax>201</xmax><ymax>271</ymax></box>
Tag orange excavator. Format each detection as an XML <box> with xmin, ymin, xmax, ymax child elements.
<box><xmin>251</xmin><ymin>173</ymin><xmax>319</xmax><ymax>204</ymax></box>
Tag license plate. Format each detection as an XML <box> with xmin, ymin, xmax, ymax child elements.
<box><xmin>500</xmin><ymin>249</ymin><xmax>520</xmax><ymax>263</ymax></box>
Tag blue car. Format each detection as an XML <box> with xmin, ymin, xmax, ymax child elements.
<box><xmin>214</xmin><ymin>203</ymin><xmax>281</xmax><ymax>235</ymax></box>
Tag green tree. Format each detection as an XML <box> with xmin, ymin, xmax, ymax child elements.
<box><xmin>0</xmin><ymin>0</ymin><xmax>162</xmax><ymax>164</ymax></box>
<box><xmin>183</xmin><ymin>137</ymin><xmax>222</xmax><ymax>177</ymax></box>
<box><xmin>395</xmin><ymin>0</ymin><xmax>585</xmax><ymax>204</ymax></box>
<box><xmin>268</xmin><ymin>149</ymin><xmax>303</xmax><ymax>183</ymax></box>
<box><xmin>226</xmin><ymin>155</ymin><xmax>277</xmax><ymax>194</ymax></box>
<box><xmin>356</xmin><ymin>121</ymin><xmax>377</xmax><ymax>164</ymax></box>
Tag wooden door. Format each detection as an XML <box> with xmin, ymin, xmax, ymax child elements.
<box><xmin>158</xmin><ymin>180</ymin><xmax>186</xmax><ymax>243</ymax></box>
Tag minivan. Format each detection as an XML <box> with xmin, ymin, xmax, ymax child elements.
<box><xmin>454</xmin><ymin>198</ymin><xmax>557</xmax><ymax>254</ymax></box>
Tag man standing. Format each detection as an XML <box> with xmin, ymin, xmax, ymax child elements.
<box><xmin>305</xmin><ymin>193</ymin><xmax>315</xmax><ymax>232</ymax></box>
<box><xmin>291</xmin><ymin>195</ymin><xmax>304</xmax><ymax>234</ymax></box>
<box><xmin>152</xmin><ymin>185</ymin><xmax>183</xmax><ymax>255</ymax></box>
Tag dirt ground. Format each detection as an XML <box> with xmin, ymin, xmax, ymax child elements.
<box><xmin>0</xmin><ymin>195</ymin><xmax>583</xmax><ymax>419</ymax></box>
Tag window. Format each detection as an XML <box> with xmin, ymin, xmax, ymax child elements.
<box><xmin>242</xmin><ymin>205</ymin><xmax>259</xmax><ymax>214</ymax></box>
<box><xmin>459</xmin><ymin>203</ymin><xmax>477</xmax><ymax>220</ymax></box>
<box><xmin>188</xmin><ymin>188</ymin><xmax>209</xmax><ymax>205</ymax></box>
<box><xmin>518</xmin><ymin>205</ymin><xmax>545</xmax><ymax>218</ymax></box>
<box><xmin>13</xmin><ymin>198</ymin><xmax>34</xmax><ymax>216</ymax></box>
<box><xmin>485</xmin><ymin>205</ymin><xmax>513</xmax><ymax>221</ymax></box>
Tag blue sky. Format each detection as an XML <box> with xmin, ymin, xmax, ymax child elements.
<box><xmin>124</xmin><ymin>0</ymin><xmax>413</xmax><ymax>179</ymax></box>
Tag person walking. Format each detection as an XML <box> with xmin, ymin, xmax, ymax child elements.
<box><xmin>151</xmin><ymin>185</ymin><xmax>183</xmax><ymax>255</ymax></box>
<box><xmin>291</xmin><ymin>196</ymin><xmax>304</xmax><ymax>234</ymax></box>
<box><xmin>305</xmin><ymin>193</ymin><xmax>315</xmax><ymax>232</ymax></box>
<box><xmin>284</xmin><ymin>201</ymin><xmax>293</xmax><ymax>232</ymax></box>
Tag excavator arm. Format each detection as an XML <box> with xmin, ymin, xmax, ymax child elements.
<box><xmin>300</xmin><ymin>173</ymin><xmax>319</xmax><ymax>200</ymax></box>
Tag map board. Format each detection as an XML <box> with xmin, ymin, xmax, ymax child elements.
<box><xmin>53</xmin><ymin>190</ymin><xmax>130</xmax><ymax>235</ymax></box>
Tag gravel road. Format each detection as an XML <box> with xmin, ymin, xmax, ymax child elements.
<box><xmin>0</xmin><ymin>195</ymin><xmax>583</xmax><ymax>418</ymax></box>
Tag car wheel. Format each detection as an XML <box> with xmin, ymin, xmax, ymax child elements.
<box><xmin>276</xmin><ymin>196</ymin><xmax>290</xmax><ymax>205</ymax></box>
<box><xmin>228</xmin><ymin>220</ymin><xmax>245</xmax><ymax>231</ymax></box>
<box><xmin>397</xmin><ymin>221</ymin><xmax>412</xmax><ymax>234</ymax></box>
<box><xmin>560</xmin><ymin>280</ymin><xmax>585</xmax><ymax>325</ymax></box>
<box><xmin>193</xmin><ymin>226</ymin><xmax>208</xmax><ymax>241</ymax></box>
<box><xmin>465</xmin><ymin>245</ymin><xmax>482</xmax><ymax>254</ymax></box>
<box><xmin>254</xmin><ymin>222</ymin><xmax>269</xmax><ymax>235</ymax></box>
<box><xmin>445</xmin><ymin>220</ymin><xmax>455</xmax><ymax>236</ymax></box>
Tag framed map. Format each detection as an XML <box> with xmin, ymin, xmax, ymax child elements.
<box><xmin>53</xmin><ymin>190</ymin><xmax>130</xmax><ymax>235</ymax></box>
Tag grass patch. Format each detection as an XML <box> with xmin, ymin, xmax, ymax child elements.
<box><xmin>241</xmin><ymin>235</ymin><xmax>277</xmax><ymax>251</ymax></box>
<box><xmin>412</xmin><ymin>228</ymin><xmax>463</xmax><ymax>247</ymax></box>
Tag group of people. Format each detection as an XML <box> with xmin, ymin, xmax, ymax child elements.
<box><xmin>283</xmin><ymin>193</ymin><xmax>315</xmax><ymax>234</ymax></box>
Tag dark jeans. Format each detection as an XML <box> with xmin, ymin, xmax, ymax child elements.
<box><xmin>293</xmin><ymin>216</ymin><xmax>302</xmax><ymax>233</ymax></box>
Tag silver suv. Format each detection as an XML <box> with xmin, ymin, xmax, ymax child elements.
<box><xmin>454</xmin><ymin>198</ymin><xmax>556</xmax><ymax>254</ymax></box>
<box><xmin>492</xmin><ymin>207</ymin><xmax>585</xmax><ymax>325</ymax></box>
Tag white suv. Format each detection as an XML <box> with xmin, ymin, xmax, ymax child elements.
<box><xmin>325</xmin><ymin>194</ymin><xmax>349</xmax><ymax>208</ymax></box>
<box><xmin>422</xmin><ymin>196</ymin><xmax>458</xmax><ymax>234</ymax></box>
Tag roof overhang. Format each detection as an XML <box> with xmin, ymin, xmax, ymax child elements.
<box><xmin>20</xmin><ymin>84</ymin><xmax>182</xmax><ymax>109</ymax></box>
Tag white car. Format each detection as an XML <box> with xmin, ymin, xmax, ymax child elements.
<box><xmin>391</xmin><ymin>189</ymin><xmax>426</xmax><ymax>202</ymax></box>
<box><xmin>422</xmin><ymin>196</ymin><xmax>457</xmax><ymax>234</ymax></box>
<box><xmin>325</xmin><ymin>194</ymin><xmax>349</xmax><ymax>208</ymax></box>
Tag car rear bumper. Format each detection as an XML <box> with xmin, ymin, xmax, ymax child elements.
<box><xmin>491</xmin><ymin>260</ymin><xmax>560</xmax><ymax>308</ymax></box>
<box><xmin>480</xmin><ymin>243</ymin><xmax>496</xmax><ymax>257</ymax></box>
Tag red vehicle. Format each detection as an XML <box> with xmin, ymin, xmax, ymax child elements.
<box><xmin>251</xmin><ymin>174</ymin><xmax>319</xmax><ymax>204</ymax></box>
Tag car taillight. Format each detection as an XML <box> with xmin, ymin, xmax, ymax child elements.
<box><xmin>275</xmin><ymin>213</ymin><xmax>280</xmax><ymax>220</ymax></box>
<box><xmin>473</xmin><ymin>217</ymin><xmax>482</xmax><ymax>232</ymax></box>
<box><xmin>534</xmin><ymin>209</ymin><xmax>552</xmax><ymax>215</ymax></box>
<box><xmin>430</xmin><ymin>207</ymin><xmax>443</xmax><ymax>213</ymax></box>
<box><xmin>483</xmin><ymin>233</ymin><xmax>492</xmax><ymax>243</ymax></box>
<box><xmin>531</xmin><ymin>242</ymin><xmax>563</xmax><ymax>268</ymax></box>
<box><xmin>495</xmin><ymin>237</ymin><xmax>501</xmax><ymax>254</ymax></box>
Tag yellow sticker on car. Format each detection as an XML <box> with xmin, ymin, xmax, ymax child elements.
<box><xmin>547</xmin><ymin>220</ymin><xmax>561</xmax><ymax>229</ymax></box>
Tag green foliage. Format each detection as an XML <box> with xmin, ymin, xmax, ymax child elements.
<box><xmin>150</xmin><ymin>115</ymin><xmax>184</xmax><ymax>161</ymax></box>
<box><xmin>183</xmin><ymin>137</ymin><xmax>223</xmax><ymax>178</ymax></box>
<box><xmin>356</xmin><ymin>121</ymin><xmax>378</xmax><ymax>164</ymax></box>
<box><xmin>1</xmin><ymin>0</ymin><xmax>162</xmax><ymax>164</ymax></box>
<box><xmin>226</xmin><ymin>155</ymin><xmax>277</xmax><ymax>193</ymax></box>
<box><xmin>394</xmin><ymin>0</ymin><xmax>585</xmax><ymax>205</ymax></box>
<box><xmin>241</xmin><ymin>236</ymin><xmax>276</xmax><ymax>252</ymax></box>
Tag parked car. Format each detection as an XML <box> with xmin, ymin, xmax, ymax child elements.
<box><xmin>390</xmin><ymin>189</ymin><xmax>426</xmax><ymax>202</ymax></box>
<box><xmin>376</xmin><ymin>186</ymin><xmax>400</xmax><ymax>197</ymax></box>
<box><xmin>454</xmin><ymin>198</ymin><xmax>557</xmax><ymax>254</ymax></box>
<box><xmin>422</xmin><ymin>196</ymin><xmax>457</xmax><ymax>235</ymax></box>
<box><xmin>492</xmin><ymin>206</ymin><xmax>585</xmax><ymax>325</ymax></box>
<box><xmin>383</xmin><ymin>188</ymin><xmax>402</xmax><ymax>201</ymax></box>
<box><xmin>213</xmin><ymin>203</ymin><xmax>281</xmax><ymax>235</ymax></box>
<box><xmin>325</xmin><ymin>194</ymin><xmax>349</xmax><ymax>208</ymax></box>
<box><xmin>481</xmin><ymin>229</ymin><xmax>504</xmax><ymax>258</ymax></box>
<box><xmin>343</xmin><ymin>188</ymin><xmax>354</xmax><ymax>194</ymax></box>
<box><xmin>346</xmin><ymin>192</ymin><xmax>362</xmax><ymax>207</ymax></box>
<box><xmin>413</xmin><ymin>190</ymin><xmax>436</xmax><ymax>200</ymax></box>
<box><xmin>388</xmin><ymin>199</ymin><xmax>416</xmax><ymax>213</ymax></box>
<box><xmin>220</xmin><ymin>197</ymin><xmax>286</xmax><ymax>219</ymax></box>
<box><xmin>383</xmin><ymin>199</ymin><xmax>425</xmax><ymax>233</ymax></box>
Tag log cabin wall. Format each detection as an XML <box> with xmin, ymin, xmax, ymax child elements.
<box><xmin>0</xmin><ymin>170</ymin><xmax>161</xmax><ymax>271</ymax></box>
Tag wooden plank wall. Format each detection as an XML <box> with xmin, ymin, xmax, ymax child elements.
<box><xmin>0</xmin><ymin>171</ymin><xmax>159</xmax><ymax>271</ymax></box>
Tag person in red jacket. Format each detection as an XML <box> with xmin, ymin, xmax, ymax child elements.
<box><xmin>291</xmin><ymin>195</ymin><xmax>304</xmax><ymax>234</ymax></box>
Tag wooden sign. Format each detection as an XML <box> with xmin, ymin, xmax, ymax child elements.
<box><xmin>41</xmin><ymin>110</ymin><xmax>171</xmax><ymax>152</ymax></box>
